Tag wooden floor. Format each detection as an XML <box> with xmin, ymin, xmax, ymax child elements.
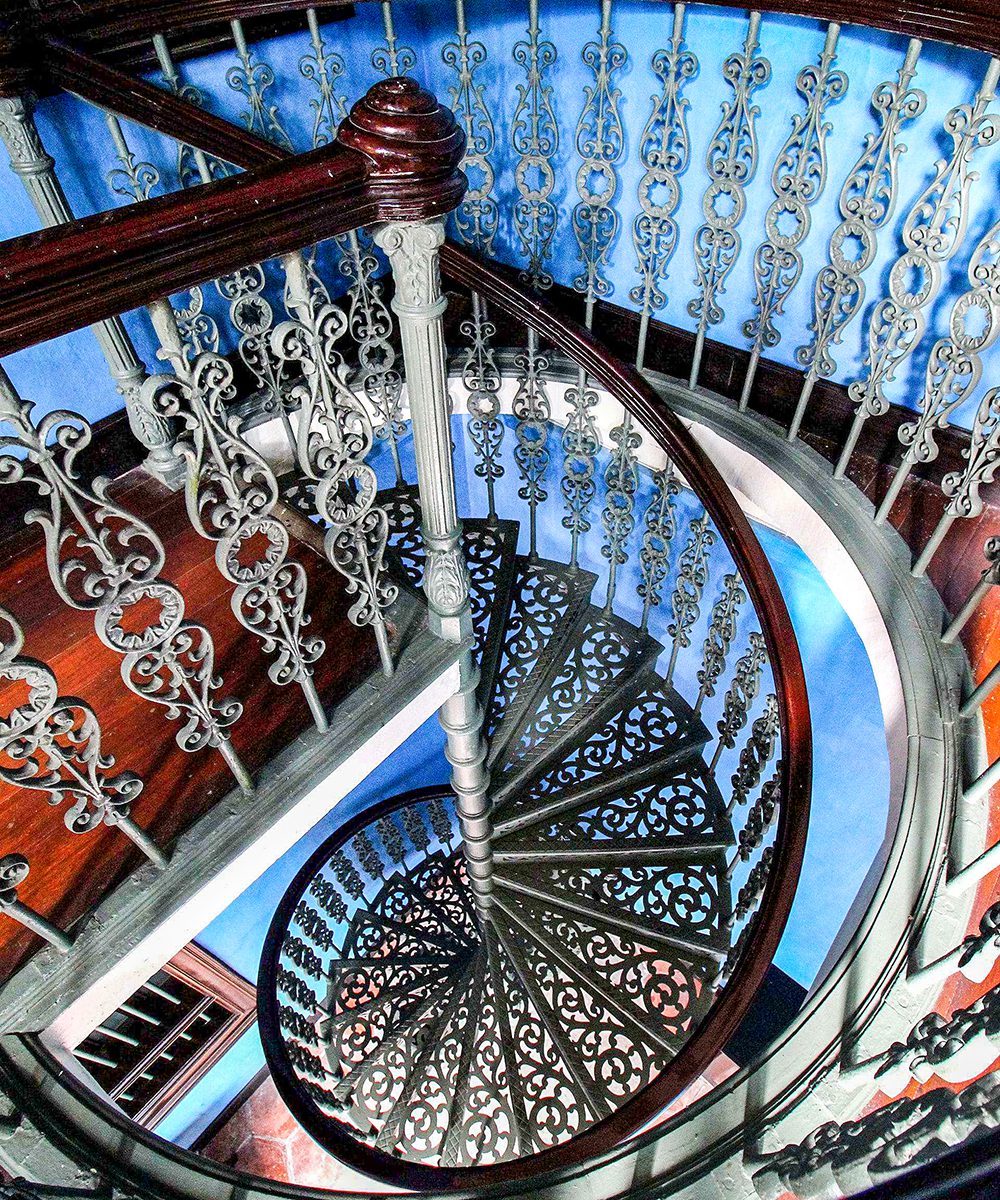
<box><xmin>0</xmin><ymin>469</ymin><xmax>379</xmax><ymax>983</ymax></box>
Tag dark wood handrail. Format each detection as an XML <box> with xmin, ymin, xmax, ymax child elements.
<box><xmin>0</xmin><ymin>75</ymin><xmax>465</xmax><ymax>355</ymax></box>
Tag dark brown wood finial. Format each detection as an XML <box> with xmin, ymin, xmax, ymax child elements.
<box><xmin>336</xmin><ymin>77</ymin><xmax>466</xmax><ymax>218</ymax></box>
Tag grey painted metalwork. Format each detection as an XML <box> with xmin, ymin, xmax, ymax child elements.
<box><xmin>836</xmin><ymin>57</ymin><xmax>1000</xmax><ymax>479</ymax></box>
<box><xmin>942</xmin><ymin>535</ymin><xmax>1000</xmax><ymax>644</ymax></box>
<box><xmin>739</xmin><ymin>23</ymin><xmax>847</xmax><ymax>411</ymax></box>
<box><xmin>638</xmin><ymin>463</ymin><xmax>680</xmax><ymax>632</ymax></box>
<box><xmin>665</xmin><ymin>510</ymin><xmax>716</xmax><ymax>685</ymax></box>
<box><xmin>727</xmin><ymin>692</ymin><xmax>779</xmax><ymax>814</ymax></box>
<box><xmin>145</xmin><ymin>300</ymin><xmax>329</xmax><ymax>730</ymax></box>
<box><xmin>511</xmin><ymin>0</ymin><xmax>558</xmax><ymax>291</ymax></box>
<box><xmin>688</xmin><ymin>11</ymin><xmax>771</xmax><ymax>390</ymax></box>
<box><xmin>600</xmin><ymin>413</ymin><xmax>641</xmax><ymax>609</ymax></box>
<box><xmin>227</xmin><ymin>17</ymin><xmax>295</xmax><ymax>151</ymax></box>
<box><xmin>461</xmin><ymin>292</ymin><xmax>504</xmax><ymax>520</ymax></box>
<box><xmin>877</xmin><ymin>218</ymin><xmax>1000</xmax><ymax>525</ymax></box>
<box><xmin>631</xmin><ymin>2</ymin><xmax>697</xmax><ymax>373</ymax></box>
<box><xmin>0</xmin><ymin>95</ymin><xmax>177</xmax><ymax>486</ymax></box>
<box><xmin>276</xmin><ymin>253</ymin><xmax>396</xmax><ymax>676</ymax></box>
<box><xmin>374</xmin><ymin>1</ymin><xmax>415</xmax><ymax>79</ymax></box>
<box><xmin>511</xmin><ymin>334</ymin><xmax>552</xmax><ymax>558</ymax></box>
<box><xmin>560</xmin><ymin>372</ymin><xmax>601</xmax><ymax>570</ymax></box>
<box><xmin>301</xmin><ymin>8</ymin><xmax>349</xmax><ymax>150</ymax></box>
<box><xmin>0</xmin><ymin>606</ymin><xmax>166</xmax><ymax>869</ymax></box>
<box><xmin>790</xmin><ymin>39</ymin><xmax>924</xmax><ymax>441</ymax></box>
<box><xmin>914</xmin><ymin>383</ymin><xmax>1000</xmax><ymax>577</ymax></box>
<box><xmin>697</xmin><ymin>571</ymin><xmax>746</xmax><ymax>713</ymax></box>
<box><xmin>711</xmin><ymin>630</ymin><xmax>767</xmax><ymax>770</ymax></box>
<box><xmin>0</xmin><ymin>855</ymin><xmax>72</xmax><ymax>954</ymax></box>
<box><xmin>153</xmin><ymin>34</ymin><xmax>232</xmax><ymax>185</ymax></box>
<box><xmin>0</xmin><ymin>368</ymin><xmax>249</xmax><ymax>792</ymax></box>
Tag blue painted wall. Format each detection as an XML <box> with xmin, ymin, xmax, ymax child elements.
<box><xmin>2</xmin><ymin>3</ymin><xmax>997</xmax><ymax>434</ymax></box>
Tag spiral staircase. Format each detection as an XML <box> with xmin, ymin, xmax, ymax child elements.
<box><xmin>0</xmin><ymin>2</ymin><xmax>999</xmax><ymax>1199</ymax></box>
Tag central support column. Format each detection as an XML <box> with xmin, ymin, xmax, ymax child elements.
<box><xmin>375</xmin><ymin>219</ymin><xmax>495</xmax><ymax>916</ymax></box>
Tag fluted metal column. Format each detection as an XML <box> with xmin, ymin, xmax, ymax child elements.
<box><xmin>0</xmin><ymin>94</ymin><xmax>180</xmax><ymax>486</ymax></box>
<box><xmin>375</xmin><ymin>218</ymin><xmax>494</xmax><ymax>915</ymax></box>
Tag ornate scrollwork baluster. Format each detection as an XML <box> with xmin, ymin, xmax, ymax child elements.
<box><xmin>337</xmin><ymin>230</ymin><xmax>406</xmax><ymax>485</ymax></box>
<box><xmin>144</xmin><ymin>299</ymin><xmax>328</xmax><ymax>730</ymax></box>
<box><xmin>446</xmin><ymin>0</ymin><xmax>504</xmax><ymax>517</ymax></box>
<box><xmin>631</xmin><ymin>3</ymin><xmax>697</xmax><ymax>372</ymax></box>
<box><xmin>561</xmin><ymin>374</ymin><xmax>601</xmax><ymax>571</ymax></box>
<box><xmin>227</xmin><ymin>18</ymin><xmax>295</xmax><ymax>151</ymax></box>
<box><xmin>600</xmin><ymin>414</ymin><xmax>641</xmax><ymax>610</ymax></box>
<box><xmin>0</xmin><ymin>367</ymin><xmax>249</xmax><ymax>791</ymax></box>
<box><xmin>877</xmin><ymin>219</ymin><xmax>1000</xmax><ymax>525</ymax></box>
<box><xmin>916</xmin><ymin>389</ymin><xmax>1000</xmax><ymax>577</ymax></box>
<box><xmin>153</xmin><ymin>34</ymin><xmax>232</xmax><ymax>186</ymax></box>
<box><xmin>665</xmin><ymin>511</ymin><xmax>716</xmax><ymax>684</ymax></box>
<box><xmin>790</xmin><ymin>39</ymin><xmax>924</xmax><ymax>442</ymax></box>
<box><xmin>727</xmin><ymin>845</ymin><xmax>773</xmax><ymax>929</ymax></box>
<box><xmin>512</xmin><ymin>333</ymin><xmax>552</xmax><ymax>559</ymax></box>
<box><xmin>697</xmin><ymin>571</ymin><xmax>745</xmax><ymax>712</ymax></box>
<box><xmin>273</xmin><ymin>255</ymin><xmax>396</xmax><ymax>676</ymax></box>
<box><xmin>728</xmin><ymin>693</ymin><xmax>779</xmax><ymax>814</ymax></box>
<box><xmin>688</xmin><ymin>11</ymin><xmax>771</xmax><ymax>390</ymax></box>
<box><xmin>638</xmin><ymin>464</ymin><xmax>680</xmax><ymax>632</ymax></box>
<box><xmin>836</xmin><ymin>57</ymin><xmax>1000</xmax><ymax>480</ymax></box>
<box><xmin>727</xmin><ymin>772</ymin><xmax>779</xmax><ymax>876</ymax></box>
<box><xmin>711</xmin><ymin>631</ymin><xmax>767</xmax><ymax>770</ymax></box>
<box><xmin>0</xmin><ymin>606</ymin><xmax>166</xmax><ymax>868</ymax></box>
<box><xmin>373</xmin><ymin>1</ymin><xmax>415</xmax><ymax>79</ymax></box>
<box><xmin>512</xmin><ymin>0</ymin><xmax>558</xmax><ymax>291</ymax></box>
<box><xmin>739</xmin><ymin>24</ymin><xmax>848</xmax><ymax>411</ymax></box>
<box><xmin>301</xmin><ymin>8</ymin><xmax>350</xmax><ymax>150</ymax></box>
<box><xmin>0</xmin><ymin>854</ymin><xmax>73</xmax><ymax>953</ymax></box>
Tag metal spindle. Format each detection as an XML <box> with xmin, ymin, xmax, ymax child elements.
<box><xmin>0</xmin><ymin>855</ymin><xmax>73</xmax><ymax>954</ymax></box>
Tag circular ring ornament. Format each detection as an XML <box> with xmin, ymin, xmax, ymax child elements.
<box><xmin>316</xmin><ymin>463</ymin><xmax>378</xmax><ymax>529</ymax></box>
<box><xmin>218</xmin><ymin>517</ymin><xmax>289</xmax><ymax>584</ymax></box>
<box><xmin>96</xmin><ymin>583</ymin><xmax>185</xmax><ymax>654</ymax></box>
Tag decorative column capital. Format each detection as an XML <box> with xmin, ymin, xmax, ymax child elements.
<box><xmin>374</xmin><ymin>220</ymin><xmax>446</xmax><ymax>314</ymax></box>
<box><xmin>0</xmin><ymin>94</ymin><xmax>53</xmax><ymax>178</ymax></box>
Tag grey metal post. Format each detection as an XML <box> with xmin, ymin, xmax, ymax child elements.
<box><xmin>0</xmin><ymin>95</ymin><xmax>181</xmax><ymax>487</ymax></box>
<box><xmin>375</xmin><ymin>219</ymin><xmax>494</xmax><ymax>915</ymax></box>
<box><xmin>0</xmin><ymin>855</ymin><xmax>72</xmax><ymax>954</ymax></box>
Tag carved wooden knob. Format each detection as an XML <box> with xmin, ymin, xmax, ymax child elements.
<box><xmin>336</xmin><ymin>77</ymin><xmax>465</xmax><ymax>181</ymax></box>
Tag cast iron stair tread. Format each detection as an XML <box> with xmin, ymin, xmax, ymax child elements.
<box><xmin>484</xmin><ymin>559</ymin><xmax>599</xmax><ymax>768</ymax></box>
<box><xmin>343</xmin><ymin>908</ymin><xmax>470</xmax><ymax>962</ymax></box>
<box><xmin>491</xmin><ymin>666</ymin><xmax>708</xmax><ymax>809</ymax></box>
<box><xmin>368</xmin><ymin>874</ymin><xmax>480</xmax><ymax>948</ymax></box>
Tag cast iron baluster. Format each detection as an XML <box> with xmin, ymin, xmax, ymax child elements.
<box><xmin>697</xmin><ymin>571</ymin><xmax>745</xmax><ymax>713</ymax></box>
<box><xmin>836</xmin><ymin>57</ymin><xmax>1000</xmax><ymax>479</ymax></box>
<box><xmin>728</xmin><ymin>846</ymin><xmax>773</xmax><ymax>929</ymax></box>
<box><xmin>373</xmin><ymin>1</ymin><xmax>415</xmax><ymax>79</ymax></box>
<box><xmin>688</xmin><ymin>12</ymin><xmax>771</xmax><ymax>390</ymax></box>
<box><xmin>0</xmin><ymin>854</ymin><xmax>72</xmax><ymax>953</ymax></box>
<box><xmin>144</xmin><ymin>300</ymin><xmax>328</xmax><ymax>730</ymax></box>
<box><xmin>665</xmin><ymin>511</ymin><xmax>716</xmax><ymax>684</ymax></box>
<box><xmin>942</xmin><ymin>536</ymin><xmax>1000</xmax><ymax>643</ymax></box>
<box><xmin>727</xmin><ymin>772</ymin><xmax>779</xmax><ymax>874</ymax></box>
<box><xmin>563</xmin><ymin>0</ymin><xmax>625</xmax><ymax>570</ymax></box>
<box><xmin>916</xmin><ymin>390</ymin><xmax>1000</xmax><ymax>578</ymax></box>
<box><xmin>0</xmin><ymin>368</ymin><xmax>249</xmax><ymax>792</ymax></box>
<box><xmin>0</xmin><ymin>606</ymin><xmax>166</xmax><ymax>868</ymax></box>
<box><xmin>338</xmin><ymin>232</ymin><xmax>407</xmax><ymax>485</ymax></box>
<box><xmin>227</xmin><ymin>17</ymin><xmax>295</xmax><ymax>151</ymax></box>
<box><xmin>631</xmin><ymin>2</ymin><xmax>697</xmax><ymax>372</ymax></box>
<box><xmin>601</xmin><ymin>412</ymin><xmax>641</xmax><ymax>609</ymax></box>
<box><xmin>638</xmin><ymin>463</ymin><xmax>680</xmax><ymax>632</ymax></box>
<box><xmin>512</xmin><ymin>332</ymin><xmax>552</xmax><ymax>558</ymax></box>
<box><xmin>712</xmin><ymin>631</ymin><xmax>767</xmax><ymax>770</ymax></box>
<box><xmin>301</xmin><ymin>8</ymin><xmax>349</xmax><ymax>150</ymax></box>
<box><xmin>739</xmin><ymin>23</ymin><xmax>848</xmax><ymax>410</ymax></box>
<box><xmin>153</xmin><ymin>34</ymin><xmax>232</xmax><ymax>185</ymax></box>
<box><xmin>790</xmin><ymin>39</ymin><xmax>924</xmax><ymax>441</ymax></box>
<box><xmin>877</xmin><ymin>219</ymin><xmax>1000</xmax><ymax>525</ymax></box>
<box><xmin>512</xmin><ymin>0</ymin><xmax>558</xmax><ymax>290</ymax></box>
<box><xmin>728</xmin><ymin>693</ymin><xmax>779</xmax><ymax>814</ymax></box>
<box><xmin>511</xmin><ymin>0</ymin><xmax>558</xmax><ymax>557</ymax></box>
<box><xmin>275</xmin><ymin>255</ymin><xmax>395</xmax><ymax>676</ymax></box>
<box><xmin>446</xmin><ymin>0</ymin><xmax>504</xmax><ymax>518</ymax></box>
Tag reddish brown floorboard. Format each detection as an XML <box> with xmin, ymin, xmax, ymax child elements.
<box><xmin>0</xmin><ymin>470</ymin><xmax>378</xmax><ymax>983</ymax></box>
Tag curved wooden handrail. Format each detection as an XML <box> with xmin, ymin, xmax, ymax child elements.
<box><xmin>0</xmin><ymin>74</ymin><xmax>465</xmax><ymax>355</ymax></box>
